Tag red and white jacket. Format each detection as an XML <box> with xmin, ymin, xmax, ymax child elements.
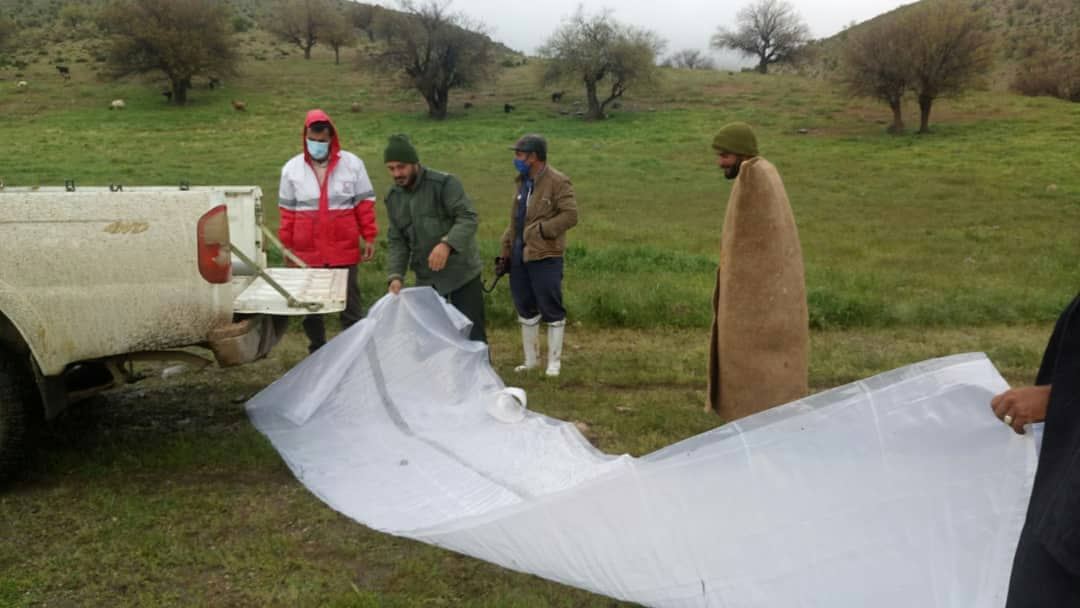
<box><xmin>278</xmin><ymin>109</ymin><xmax>377</xmax><ymax>267</ymax></box>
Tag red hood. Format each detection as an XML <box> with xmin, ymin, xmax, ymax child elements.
<box><xmin>303</xmin><ymin>109</ymin><xmax>341</xmax><ymax>164</ymax></box>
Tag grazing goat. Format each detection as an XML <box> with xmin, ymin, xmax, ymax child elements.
<box><xmin>551</xmin><ymin>91</ymin><xmax>564</xmax><ymax>102</ymax></box>
<box><xmin>208</xmin><ymin>77</ymin><xmax>220</xmax><ymax>90</ymax></box>
<box><xmin>350</xmin><ymin>101</ymin><xmax>361</xmax><ymax>113</ymax></box>
<box><xmin>504</xmin><ymin>103</ymin><xmax>515</xmax><ymax>113</ymax></box>
<box><xmin>162</xmin><ymin>90</ymin><xmax>173</xmax><ymax>102</ymax></box>
<box><xmin>231</xmin><ymin>99</ymin><xmax>247</xmax><ymax>111</ymax></box>
<box><xmin>110</xmin><ymin>99</ymin><xmax>126</xmax><ymax>110</ymax></box>
<box><xmin>56</xmin><ymin>65</ymin><xmax>71</xmax><ymax>80</ymax></box>
<box><xmin>463</xmin><ymin>102</ymin><xmax>473</xmax><ymax>109</ymax></box>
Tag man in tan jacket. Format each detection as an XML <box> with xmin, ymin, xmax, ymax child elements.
<box><xmin>707</xmin><ymin>122</ymin><xmax>808</xmax><ymax>421</ymax></box>
<box><xmin>499</xmin><ymin>134</ymin><xmax>579</xmax><ymax>376</ymax></box>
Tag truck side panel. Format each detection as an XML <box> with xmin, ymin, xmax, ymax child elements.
<box><xmin>0</xmin><ymin>191</ymin><xmax>233</xmax><ymax>375</ymax></box>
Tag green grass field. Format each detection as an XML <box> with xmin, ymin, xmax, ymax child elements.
<box><xmin>1</xmin><ymin>40</ymin><xmax>1079</xmax><ymax>606</ymax></box>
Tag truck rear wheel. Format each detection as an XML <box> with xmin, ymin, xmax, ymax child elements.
<box><xmin>0</xmin><ymin>353</ymin><xmax>38</xmax><ymax>481</ymax></box>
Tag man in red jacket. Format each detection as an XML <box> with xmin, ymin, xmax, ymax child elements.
<box><xmin>278</xmin><ymin>109</ymin><xmax>378</xmax><ymax>352</ymax></box>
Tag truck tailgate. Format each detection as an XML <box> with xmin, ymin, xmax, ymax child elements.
<box><xmin>232</xmin><ymin>268</ymin><xmax>348</xmax><ymax>315</ymax></box>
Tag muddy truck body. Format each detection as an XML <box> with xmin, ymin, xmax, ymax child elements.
<box><xmin>0</xmin><ymin>186</ymin><xmax>347</xmax><ymax>478</ymax></box>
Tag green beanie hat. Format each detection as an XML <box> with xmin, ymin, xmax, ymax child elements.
<box><xmin>384</xmin><ymin>134</ymin><xmax>419</xmax><ymax>164</ymax></box>
<box><xmin>711</xmin><ymin>122</ymin><xmax>758</xmax><ymax>157</ymax></box>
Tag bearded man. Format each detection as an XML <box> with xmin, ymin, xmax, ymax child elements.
<box><xmin>382</xmin><ymin>134</ymin><xmax>486</xmax><ymax>343</ymax></box>
<box><xmin>706</xmin><ymin>122</ymin><xmax>808</xmax><ymax>421</ymax></box>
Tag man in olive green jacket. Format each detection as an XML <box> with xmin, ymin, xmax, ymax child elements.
<box><xmin>499</xmin><ymin>134</ymin><xmax>579</xmax><ymax>376</ymax></box>
<box><xmin>383</xmin><ymin>134</ymin><xmax>486</xmax><ymax>342</ymax></box>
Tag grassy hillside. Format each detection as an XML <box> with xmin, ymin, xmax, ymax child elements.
<box><xmin>2</xmin><ymin>42</ymin><xmax>1077</xmax><ymax>330</ymax></box>
<box><xmin>0</xmin><ymin>0</ymin><xmax>521</xmax><ymax>75</ymax></box>
<box><xmin>1</xmin><ymin>21</ymin><xmax>1079</xmax><ymax>608</ymax></box>
<box><xmin>799</xmin><ymin>0</ymin><xmax>1080</xmax><ymax>86</ymax></box>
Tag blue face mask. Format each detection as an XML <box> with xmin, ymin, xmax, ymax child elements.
<box><xmin>306</xmin><ymin>139</ymin><xmax>330</xmax><ymax>160</ymax></box>
<box><xmin>513</xmin><ymin>158</ymin><xmax>531</xmax><ymax>175</ymax></box>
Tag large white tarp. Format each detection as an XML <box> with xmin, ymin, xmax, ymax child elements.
<box><xmin>247</xmin><ymin>288</ymin><xmax>1037</xmax><ymax>607</ymax></box>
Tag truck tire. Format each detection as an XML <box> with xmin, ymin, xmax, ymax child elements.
<box><xmin>0</xmin><ymin>353</ymin><xmax>37</xmax><ymax>481</ymax></box>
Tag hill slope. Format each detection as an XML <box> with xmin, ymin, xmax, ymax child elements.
<box><xmin>796</xmin><ymin>0</ymin><xmax>1079</xmax><ymax>86</ymax></box>
<box><xmin>0</xmin><ymin>0</ymin><xmax>518</xmax><ymax>74</ymax></box>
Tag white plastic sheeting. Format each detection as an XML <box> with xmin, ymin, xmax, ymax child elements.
<box><xmin>247</xmin><ymin>288</ymin><xmax>1037</xmax><ymax>607</ymax></box>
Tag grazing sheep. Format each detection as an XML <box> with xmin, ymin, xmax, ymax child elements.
<box><xmin>231</xmin><ymin>99</ymin><xmax>247</xmax><ymax>111</ymax></box>
<box><xmin>16</xmin><ymin>81</ymin><xmax>28</xmax><ymax>89</ymax></box>
<box><xmin>504</xmin><ymin>103</ymin><xmax>515</xmax><ymax>113</ymax></box>
<box><xmin>551</xmin><ymin>91</ymin><xmax>564</xmax><ymax>102</ymax></box>
<box><xmin>110</xmin><ymin>99</ymin><xmax>125</xmax><ymax>110</ymax></box>
<box><xmin>350</xmin><ymin>101</ymin><xmax>361</xmax><ymax>113</ymax></box>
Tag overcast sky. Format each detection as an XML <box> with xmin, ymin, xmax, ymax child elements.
<box><xmin>370</xmin><ymin>0</ymin><xmax>915</xmax><ymax>67</ymax></box>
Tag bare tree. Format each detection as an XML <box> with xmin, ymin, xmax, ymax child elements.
<box><xmin>666</xmin><ymin>49</ymin><xmax>716</xmax><ymax>70</ymax></box>
<box><xmin>539</xmin><ymin>8</ymin><xmax>665</xmax><ymax>120</ymax></box>
<box><xmin>371</xmin><ymin>7</ymin><xmax>401</xmax><ymax>44</ymax></box>
<box><xmin>905</xmin><ymin>0</ymin><xmax>995</xmax><ymax>133</ymax></box>
<box><xmin>711</xmin><ymin>0</ymin><xmax>809</xmax><ymax>74</ymax></box>
<box><xmin>360</xmin><ymin>1</ymin><xmax>496</xmax><ymax>120</ymax></box>
<box><xmin>266</xmin><ymin>0</ymin><xmax>336</xmax><ymax>60</ymax></box>
<box><xmin>323</xmin><ymin>10</ymin><xmax>357</xmax><ymax>64</ymax></box>
<box><xmin>839</xmin><ymin>18</ymin><xmax>912</xmax><ymax>133</ymax></box>
<box><xmin>98</xmin><ymin>0</ymin><xmax>238</xmax><ymax>105</ymax></box>
<box><xmin>350</xmin><ymin>3</ymin><xmax>378</xmax><ymax>42</ymax></box>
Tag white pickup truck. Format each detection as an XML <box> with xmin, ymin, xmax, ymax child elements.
<box><xmin>0</xmin><ymin>185</ymin><xmax>347</xmax><ymax>478</ymax></box>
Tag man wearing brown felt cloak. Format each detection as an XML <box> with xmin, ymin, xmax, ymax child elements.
<box><xmin>706</xmin><ymin>122</ymin><xmax>808</xmax><ymax>421</ymax></box>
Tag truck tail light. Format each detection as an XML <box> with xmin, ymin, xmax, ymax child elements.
<box><xmin>197</xmin><ymin>205</ymin><xmax>232</xmax><ymax>284</ymax></box>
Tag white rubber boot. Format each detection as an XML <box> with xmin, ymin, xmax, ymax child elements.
<box><xmin>514</xmin><ymin>315</ymin><xmax>541</xmax><ymax>372</ymax></box>
<box><xmin>545</xmin><ymin>320</ymin><xmax>565</xmax><ymax>377</ymax></box>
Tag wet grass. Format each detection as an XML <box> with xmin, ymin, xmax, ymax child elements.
<box><xmin>0</xmin><ymin>39</ymin><xmax>1077</xmax><ymax>606</ymax></box>
<box><xmin>1</xmin><ymin>46</ymin><xmax>1078</xmax><ymax>329</ymax></box>
<box><xmin>0</xmin><ymin>321</ymin><xmax>1055</xmax><ymax>607</ymax></box>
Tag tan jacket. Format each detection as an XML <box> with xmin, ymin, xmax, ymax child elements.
<box><xmin>499</xmin><ymin>166</ymin><xmax>578</xmax><ymax>262</ymax></box>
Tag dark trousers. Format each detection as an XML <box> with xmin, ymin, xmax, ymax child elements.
<box><xmin>447</xmin><ymin>275</ymin><xmax>487</xmax><ymax>343</ymax></box>
<box><xmin>303</xmin><ymin>264</ymin><xmax>361</xmax><ymax>352</ymax></box>
<box><xmin>1006</xmin><ymin>525</ymin><xmax>1080</xmax><ymax>607</ymax></box>
<box><xmin>510</xmin><ymin>253</ymin><xmax>565</xmax><ymax>323</ymax></box>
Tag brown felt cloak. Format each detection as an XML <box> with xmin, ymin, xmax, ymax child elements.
<box><xmin>707</xmin><ymin>156</ymin><xmax>808</xmax><ymax>421</ymax></box>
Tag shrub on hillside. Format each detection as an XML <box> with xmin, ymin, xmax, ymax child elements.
<box><xmin>232</xmin><ymin>16</ymin><xmax>251</xmax><ymax>33</ymax></box>
<box><xmin>1011</xmin><ymin>53</ymin><xmax>1080</xmax><ymax>102</ymax></box>
<box><xmin>0</xmin><ymin>18</ymin><xmax>14</xmax><ymax>55</ymax></box>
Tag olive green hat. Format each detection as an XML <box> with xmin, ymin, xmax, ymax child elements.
<box><xmin>711</xmin><ymin>122</ymin><xmax>758</xmax><ymax>157</ymax></box>
<box><xmin>384</xmin><ymin>134</ymin><xmax>419</xmax><ymax>164</ymax></box>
